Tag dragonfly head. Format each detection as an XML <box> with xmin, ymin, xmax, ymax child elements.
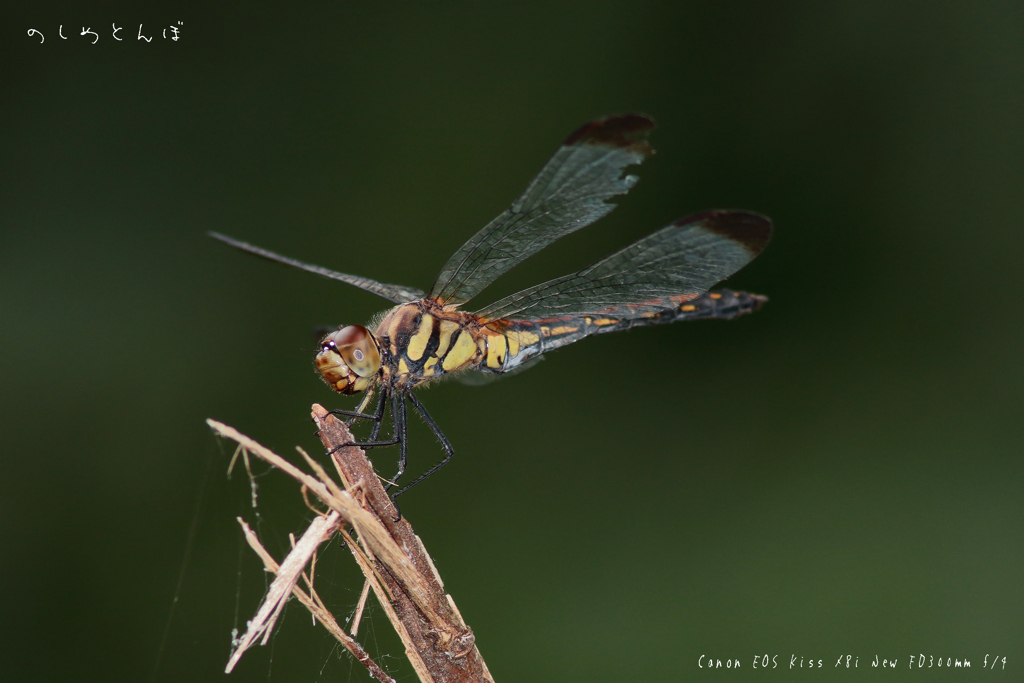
<box><xmin>315</xmin><ymin>325</ymin><xmax>381</xmax><ymax>394</ymax></box>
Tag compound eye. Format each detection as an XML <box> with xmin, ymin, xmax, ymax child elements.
<box><xmin>330</xmin><ymin>325</ymin><xmax>381</xmax><ymax>378</ymax></box>
<box><xmin>331</xmin><ymin>325</ymin><xmax>367</xmax><ymax>347</ymax></box>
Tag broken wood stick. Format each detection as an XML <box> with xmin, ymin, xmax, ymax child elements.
<box><xmin>206</xmin><ymin>405</ymin><xmax>493</xmax><ymax>683</ymax></box>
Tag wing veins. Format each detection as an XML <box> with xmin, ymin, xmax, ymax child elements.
<box><xmin>209</xmin><ymin>232</ymin><xmax>424</xmax><ymax>304</ymax></box>
<box><xmin>430</xmin><ymin>115</ymin><xmax>656</xmax><ymax>306</ymax></box>
<box><xmin>438</xmin><ymin>146</ymin><xmax>621</xmax><ymax>303</ymax></box>
<box><xmin>477</xmin><ymin>211</ymin><xmax>772</xmax><ymax>321</ymax></box>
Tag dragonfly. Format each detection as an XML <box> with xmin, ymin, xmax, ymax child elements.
<box><xmin>211</xmin><ymin>114</ymin><xmax>771</xmax><ymax>502</ymax></box>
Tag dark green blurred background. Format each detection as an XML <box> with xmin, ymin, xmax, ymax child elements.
<box><xmin>2</xmin><ymin>1</ymin><xmax>1021</xmax><ymax>681</ymax></box>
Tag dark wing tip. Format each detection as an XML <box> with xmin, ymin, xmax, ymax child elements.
<box><xmin>682</xmin><ymin>209</ymin><xmax>773</xmax><ymax>257</ymax></box>
<box><xmin>564</xmin><ymin>113</ymin><xmax>656</xmax><ymax>155</ymax></box>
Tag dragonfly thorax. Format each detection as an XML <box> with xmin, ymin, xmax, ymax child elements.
<box><xmin>376</xmin><ymin>301</ymin><xmax>490</xmax><ymax>388</ymax></box>
<box><xmin>315</xmin><ymin>325</ymin><xmax>381</xmax><ymax>394</ymax></box>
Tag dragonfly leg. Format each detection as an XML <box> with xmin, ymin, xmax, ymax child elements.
<box><xmin>366</xmin><ymin>394</ymin><xmax>385</xmax><ymax>442</ymax></box>
<box><xmin>392</xmin><ymin>391</ymin><xmax>454</xmax><ymax>500</ymax></box>
<box><xmin>315</xmin><ymin>389</ymin><xmax>378</xmax><ymax>436</ymax></box>
<box><xmin>327</xmin><ymin>387</ymin><xmax>383</xmax><ymax>425</ymax></box>
<box><xmin>382</xmin><ymin>393</ymin><xmax>408</xmax><ymax>492</ymax></box>
<box><xmin>326</xmin><ymin>388</ymin><xmax>401</xmax><ymax>455</ymax></box>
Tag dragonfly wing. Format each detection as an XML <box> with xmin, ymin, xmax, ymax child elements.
<box><xmin>209</xmin><ymin>232</ymin><xmax>425</xmax><ymax>304</ymax></box>
<box><xmin>430</xmin><ymin>114</ymin><xmax>656</xmax><ymax>306</ymax></box>
<box><xmin>456</xmin><ymin>355</ymin><xmax>545</xmax><ymax>386</ymax></box>
<box><xmin>476</xmin><ymin>210</ymin><xmax>771</xmax><ymax>321</ymax></box>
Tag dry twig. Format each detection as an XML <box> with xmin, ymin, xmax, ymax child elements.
<box><xmin>207</xmin><ymin>405</ymin><xmax>493</xmax><ymax>683</ymax></box>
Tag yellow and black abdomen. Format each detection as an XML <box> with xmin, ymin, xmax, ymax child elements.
<box><xmin>478</xmin><ymin>289</ymin><xmax>767</xmax><ymax>374</ymax></box>
<box><xmin>665</xmin><ymin>289</ymin><xmax>767</xmax><ymax>322</ymax></box>
<box><xmin>379</xmin><ymin>289</ymin><xmax>766</xmax><ymax>383</ymax></box>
